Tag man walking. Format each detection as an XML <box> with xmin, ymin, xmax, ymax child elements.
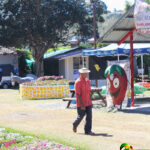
<box><xmin>73</xmin><ymin>68</ymin><xmax>94</xmax><ymax>135</ymax></box>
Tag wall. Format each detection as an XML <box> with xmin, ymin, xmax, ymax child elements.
<box><xmin>64</xmin><ymin>55</ymin><xmax>89</xmax><ymax>80</ymax></box>
<box><xmin>59</xmin><ymin>59</ymin><xmax>65</xmax><ymax>78</ymax></box>
<box><xmin>0</xmin><ymin>55</ymin><xmax>18</xmax><ymax>69</ymax></box>
<box><xmin>65</xmin><ymin>57</ymin><xmax>73</xmax><ymax>80</ymax></box>
<box><xmin>44</xmin><ymin>58</ymin><xmax>59</xmax><ymax>76</ymax></box>
<box><xmin>59</xmin><ymin>55</ymin><xmax>89</xmax><ymax>80</ymax></box>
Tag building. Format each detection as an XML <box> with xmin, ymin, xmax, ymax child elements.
<box><xmin>44</xmin><ymin>47</ymin><xmax>89</xmax><ymax>80</ymax></box>
<box><xmin>0</xmin><ymin>46</ymin><xmax>18</xmax><ymax>70</ymax></box>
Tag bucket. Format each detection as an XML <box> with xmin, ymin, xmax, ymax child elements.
<box><xmin>69</xmin><ymin>81</ymin><xmax>75</xmax><ymax>89</ymax></box>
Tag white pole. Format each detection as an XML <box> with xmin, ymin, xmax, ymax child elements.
<box><xmin>117</xmin><ymin>55</ymin><xmax>120</xmax><ymax>62</ymax></box>
<box><xmin>141</xmin><ymin>55</ymin><xmax>144</xmax><ymax>82</ymax></box>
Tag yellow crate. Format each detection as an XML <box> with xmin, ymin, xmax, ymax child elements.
<box><xmin>20</xmin><ymin>84</ymin><xmax>70</xmax><ymax>100</ymax></box>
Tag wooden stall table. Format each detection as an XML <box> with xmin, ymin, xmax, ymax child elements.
<box><xmin>62</xmin><ymin>88</ymin><xmax>106</xmax><ymax>108</ymax></box>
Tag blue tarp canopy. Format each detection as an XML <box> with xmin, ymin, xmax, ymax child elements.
<box><xmin>82</xmin><ymin>43</ymin><xmax>150</xmax><ymax>56</ymax></box>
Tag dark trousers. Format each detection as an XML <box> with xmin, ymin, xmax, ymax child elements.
<box><xmin>73</xmin><ymin>105</ymin><xmax>92</xmax><ymax>133</ymax></box>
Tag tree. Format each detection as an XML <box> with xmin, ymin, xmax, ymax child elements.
<box><xmin>84</xmin><ymin>0</ymin><xmax>108</xmax><ymax>22</ymax></box>
<box><xmin>0</xmin><ymin>0</ymin><xmax>93</xmax><ymax>76</ymax></box>
<box><xmin>18</xmin><ymin>54</ymin><xmax>31</xmax><ymax>77</ymax></box>
<box><xmin>125</xmin><ymin>0</ymin><xmax>132</xmax><ymax>11</ymax></box>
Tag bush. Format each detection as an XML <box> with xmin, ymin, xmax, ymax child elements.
<box><xmin>22</xmin><ymin>76</ymin><xmax>72</xmax><ymax>86</ymax></box>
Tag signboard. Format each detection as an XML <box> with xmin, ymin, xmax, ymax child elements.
<box><xmin>106</xmin><ymin>60</ymin><xmax>130</xmax><ymax>108</ymax></box>
<box><xmin>89</xmin><ymin>56</ymin><xmax>107</xmax><ymax>80</ymax></box>
<box><xmin>134</xmin><ymin>0</ymin><xmax>150</xmax><ymax>34</ymax></box>
<box><xmin>107</xmin><ymin>59</ymin><xmax>130</xmax><ymax>82</ymax></box>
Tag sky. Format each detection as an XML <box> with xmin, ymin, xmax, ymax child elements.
<box><xmin>104</xmin><ymin>0</ymin><xmax>135</xmax><ymax>12</ymax></box>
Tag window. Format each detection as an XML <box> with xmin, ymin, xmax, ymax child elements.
<box><xmin>73</xmin><ymin>57</ymin><xmax>86</xmax><ymax>69</ymax></box>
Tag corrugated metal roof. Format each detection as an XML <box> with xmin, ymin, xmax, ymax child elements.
<box><xmin>53</xmin><ymin>50</ymin><xmax>82</xmax><ymax>59</ymax></box>
<box><xmin>99</xmin><ymin>5</ymin><xmax>150</xmax><ymax>43</ymax></box>
<box><xmin>0</xmin><ymin>46</ymin><xmax>17</xmax><ymax>55</ymax></box>
<box><xmin>44</xmin><ymin>47</ymin><xmax>79</xmax><ymax>59</ymax></box>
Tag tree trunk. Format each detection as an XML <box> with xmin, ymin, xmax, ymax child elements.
<box><xmin>32</xmin><ymin>46</ymin><xmax>45</xmax><ymax>77</ymax></box>
<box><xmin>35</xmin><ymin>58</ymin><xmax>43</xmax><ymax>77</ymax></box>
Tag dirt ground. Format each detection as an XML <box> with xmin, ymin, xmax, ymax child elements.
<box><xmin>0</xmin><ymin>89</ymin><xmax>150</xmax><ymax>150</ymax></box>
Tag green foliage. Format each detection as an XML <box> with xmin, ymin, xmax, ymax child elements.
<box><xmin>0</xmin><ymin>0</ymin><xmax>93</xmax><ymax>47</ymax></box>
<box><xmin>96</xmin><ymin>43</ymin><xmax>107</xmax><ymax>48</ymax></box>
<box><xmin>46</xmin><ymin>46</ymin><xmax>71</xmax><ymax>53</ymax></box>
<box><xmin>16</xmin><ymin>49</ymin><xmax>33</xmax><ymax>59</ymax></box>
<box><xmin>0</xmin><ymin>0</ymin><xmax>108</xmax><ymax>76</ymax></box>
<box><xmin>16</xmin><ymin>48</ymin><xmax>33</xmax><ymax>76</ymax></box>
<box><xmin>84</xmin><ymin>0</ymin><xmax>108</xmax><ymax>21</ymax></box>
<box><xmin>0</xmin><ymin>127</ymin><xmax>89</xmax><ymax>150</ymax></box>
<box><xmin>146</xmin><ymin>0</ymin><xmax>150</xmax><ymax>5</ymax></box>
<box><xmin>125</xmin><ymin>0</ymin><xmax>132</xmax><ymax>11</ymax></box>
<box><xmin>18</xmin><ymin>54</ymin><xmax>32</xmax><ymax>76</ymax></box>
<box><xmin>0</xmin><ymin>0</ymin><xmax>94</xmax><ymax>76</ymax></box>
<box><xmin>80</xmin><ymin>42</ymin><xmax>107</xmax><ymax>49</ymax></box>
<box><xmin>80</xmin><ymin>43</ymin><xmax>93</xmax><ymax>49</ymax></box>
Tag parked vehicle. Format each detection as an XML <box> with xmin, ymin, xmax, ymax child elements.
<box><xmin>0</xmin><ymin>64</ymin><xmax>15</xmax><ymax>89</ymax></box>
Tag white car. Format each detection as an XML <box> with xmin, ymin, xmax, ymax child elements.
<box><xmin>0</xmin><ymin>76</ymin><xmax>12</xmax><ymax>89</ymax></box>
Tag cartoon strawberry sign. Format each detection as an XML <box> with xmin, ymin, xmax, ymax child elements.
<box><xmin>104</xmin><ymin>65</ymin><xmax>127</xmax><ymax>105</ymax></box>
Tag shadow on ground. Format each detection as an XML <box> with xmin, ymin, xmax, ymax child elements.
<box><xmin>78</xmin><ymin>133</ymin><xmax>113</xmax><ymax>137</ymax></box>
<box><xmin>121</xmin><ymin>106</ymin><xmax>150</xmax><ymax>115</ymax></box>
<box><xmin>121</xmin><ymin>97</ymin><xmax>150</xmax><ymax>115</ymax></box>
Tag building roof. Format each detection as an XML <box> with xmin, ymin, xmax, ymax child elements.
<box><xmin>53</xmin><ymin>50</ymin><xmax>82</xmax><ymax>59</ymax></box>
<box><xmin>0</xmin><ymin>46</ymin><xmax>17</xmax><ymax>55</ymax></box>
<box><xmin>44</xmin><ymin>47</ymin><xmax>81</xmax><ymax>59</ymax></box>
<box><xmin>99</xmin><ymin>5</ymin><xmax>150</xmax><ymax>43</ymax></box>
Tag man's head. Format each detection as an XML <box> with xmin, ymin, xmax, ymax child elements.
<box><xmin>79</xmin><ymin>68</ymin><xmax>90</xmax><ymax>79</ymax></box>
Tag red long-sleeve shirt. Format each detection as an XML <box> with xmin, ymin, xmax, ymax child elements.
<box><xmin>75</xmin><ymin>76</ymin><xmax>92</xmax><ymax>107</ymax></box>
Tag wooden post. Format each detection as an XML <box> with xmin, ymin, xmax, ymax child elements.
<box><xmin>93</xmin><ymin>3</ymin><xmax>98</xmax><ymax>87</ymax></box>
<box><xmin>93</xmin><ymin>3</ymin><xmax>97</xmax><ymax>50</ymax></box>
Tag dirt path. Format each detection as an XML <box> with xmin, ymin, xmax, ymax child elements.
<box><xmin>0</xmin><ymin>89</ymin><xmax>150</xmax><ymax>150</ymax></box>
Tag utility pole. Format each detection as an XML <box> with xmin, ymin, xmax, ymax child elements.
<box><xmin>93</xmin><ymin>1</ymin><xmax>98</xmax><ymax>87</ymax></box>
<box><xmin>93</xmin><ymin>3</ymin><xmax>97</xmax><ymax>49</ymax></box>
<box><xmin>85</xmin><ymin>0</ymin><xmax>98</xmax><ymax>87</ymax></box>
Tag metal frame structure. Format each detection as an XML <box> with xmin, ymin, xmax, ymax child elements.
<box><xmin>99</xmin><ymin>5</ymin><xmax>150</xmax><ymax>107</ymax></box>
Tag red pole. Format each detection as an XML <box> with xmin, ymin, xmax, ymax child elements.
<box><xmin>130</xmin><ymin>33</ymin><xmax>134</xmax><ymax>107</ymax></box>
<box><xmin>118</xmin><ymin>27</ymin><xmax>136</xmax><ymax>46</ymax></box>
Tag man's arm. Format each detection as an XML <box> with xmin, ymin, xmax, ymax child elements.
<box><xmin>76</xmin><ymin>93</ymin><xmax>85</xmax><ymax>110</ymax></box>
<box><xmin>89</xmin><ymin>91</ymin><xmax>93</xmax><ymax>99</ymax></box>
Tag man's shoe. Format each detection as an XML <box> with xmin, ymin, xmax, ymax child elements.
<box><xmin>113</xmin><ymin>107</ymin><xmax>118</xmax><ymax>113</ymax></box>
<box><xmin>73</xmin><ymin>126</ymin><xmax>77</xmax><ymax>133</ymax></box>
<box><xmin>107</xmin><ymin>107</ymin><xmax>113</xmax><ymax>112</ymax></box>
<box><xmin>85</xmin><ymin>131</ymin><xmax>95</xmax><ymax>135</ymax></box>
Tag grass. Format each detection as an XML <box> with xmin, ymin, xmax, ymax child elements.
<box><xmin>0</xmin><ymin>89</ymin><xmax>89</xmax><ymax>150</ymax></box>
<box><xmin>0</xmin><ymin>89</ymin><xmax>150</xmax><ymax>150</ymax></box>
<box><xmin>0</xmin><ymin>127</ymin><xmax>89</xmax><ymax>150</ymax></box>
